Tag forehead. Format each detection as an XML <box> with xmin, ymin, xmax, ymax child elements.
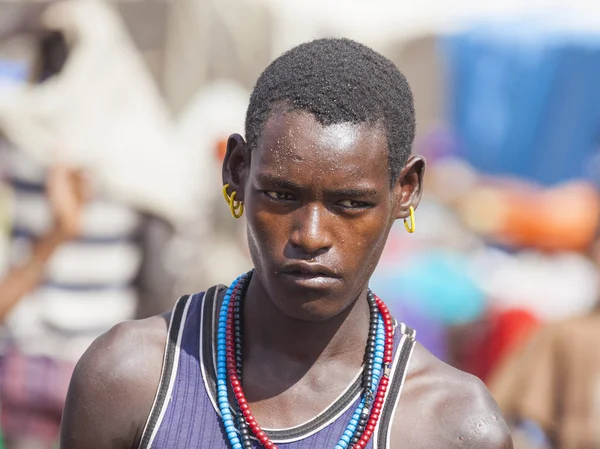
<box><xmin>252</xmin><ymin>111</ymin><xmax>390</xmax><ymax>185</ymax></box>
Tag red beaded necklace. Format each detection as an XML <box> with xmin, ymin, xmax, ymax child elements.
<box><xmin>224</xmin><ymin>282</ymin><xmax>395</xmax><ymax>449</ymax></box>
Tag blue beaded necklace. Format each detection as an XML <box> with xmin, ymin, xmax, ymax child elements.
<box><xmin>216</xmin><ymin>272</ymin><xmax>387</xmax><ymax>449</ymax></box>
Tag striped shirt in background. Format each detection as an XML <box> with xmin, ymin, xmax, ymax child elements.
<box><xmin>1</xmin><ymin>145</ymin><xmax>142</xmax><ymax>364</ymax></box>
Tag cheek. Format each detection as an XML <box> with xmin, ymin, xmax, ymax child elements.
<box><xmin>247</xmin><ymin>207</ymin><xmax>288</xmax><ymax>257</ymax></box>
<box><xmin>337</xmin><ymin>213</ymin><xmax>392</xmax><ymax>263</ymax></box>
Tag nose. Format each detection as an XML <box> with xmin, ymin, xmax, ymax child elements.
<box><xmin>287</xmin><ymin>203</ymin><xmax>333</xmax><ymax>258</ymax></box>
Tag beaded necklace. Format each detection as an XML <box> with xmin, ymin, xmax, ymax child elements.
<box><xmin>216</xmin><ymin>271</ymin><xmax>395</xmax><ymax>449</ymax></box>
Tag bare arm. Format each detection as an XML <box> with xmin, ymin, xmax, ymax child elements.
<box><xmin>0</xmin><ymin>228</ymin><xmax>67</xmax><ymax>320</ymax></box>
<box><xmin>60</xmin><ymin>315</ymin><xmax>167</xmax><ymax>449</ymax></box>
<box><xmin>0</xmin><ymin>165</ymin><xmax>85</xmax><ymax>321</ymax></box>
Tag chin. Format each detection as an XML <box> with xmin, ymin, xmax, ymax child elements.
<box><xmin>270</xmin><ymin>284</ymin><xmax>354</xmax><ymax>322</ymax></box>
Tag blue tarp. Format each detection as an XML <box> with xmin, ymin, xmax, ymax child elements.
<box><xmin>442</xmin><ymin>21</ymin><xmax>600</xmax><ymax>185</ymax></box>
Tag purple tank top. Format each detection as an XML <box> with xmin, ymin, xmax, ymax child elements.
<box><xmin>138</xmin><ymin>286</ymin><xmax>416</xmax><ymax>449</ymax></box>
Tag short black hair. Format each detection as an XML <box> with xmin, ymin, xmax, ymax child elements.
<box><xmin>245</xmin><ymin>37</ymin><xmax>415</xmax><ymax>184</ymax></box>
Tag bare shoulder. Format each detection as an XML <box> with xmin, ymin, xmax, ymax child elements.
<box><xmin>391</xmin><ymin>343</ymin><xmax>512</xmax><ymax>449</ymax></box>
<box><xmin>60</xmin><ymin>314</ymin><xmax>169</xmax><ymax>449</ymax></box>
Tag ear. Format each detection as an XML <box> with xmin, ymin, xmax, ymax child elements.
<box><xmin>222</xmin><ymin>133</ymin><xmax>250</xmax><ymax>202</ymax></box>
<box><xmin>393</xmin><ymin>155</ymin><xmax>426</xmax><ymax>220</ymax></box>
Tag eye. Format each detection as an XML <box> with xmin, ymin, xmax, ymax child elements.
<box><xmin>337</xmin><ymin>200</ymin><xmax>371</xmax><ymax>209</ymax></box>
<box><xmin>264</xmin><ymin>191</ymin><xmax>296</xmax><ymax>201</ymax></box>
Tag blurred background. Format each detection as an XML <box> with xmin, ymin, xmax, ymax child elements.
<box><xmin>0</xmin><ymin>0</ymin><xmax>599</xmax><ymax>448</ymax></box>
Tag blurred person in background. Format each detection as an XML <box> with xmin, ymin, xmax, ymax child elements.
<box><xmin>0</xmin><ymin>8</ymin><xmax>178</xmax><ymax>449</ymax></box>
<box><xmin>0</xmin><ymin>165</ymin><xmax>85</xmax><ymax>449</ymax></box>
<box><xmin>487</xmin><ymin>216</ymin><xmax>600</xmax><ymax>449</ymax></box>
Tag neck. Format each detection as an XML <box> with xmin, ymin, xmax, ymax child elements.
<box><xmin>242</xmin><ymin>275</ymin><xmax>370</xmax><ymax>368</ymax></box>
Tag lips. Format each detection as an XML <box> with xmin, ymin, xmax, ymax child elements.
<box><xmin>279</xmin><ymin>262</ymin><xmax>340</xmax><ymax>278</ymax></box>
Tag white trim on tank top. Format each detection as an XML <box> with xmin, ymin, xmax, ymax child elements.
<box><xmin>142</xmin><ymin>297</ymin><xmax>192</xmax><ymax>449</ymax></box>
<box><xmin>385</xmin><ymin>338</ymin><xmax>415</xmax><ymax>449</ymax></box>
<box><xmin>372</xmin><ymin>322</ymin><xmax>416</xmax><ymax>449</ymax></box>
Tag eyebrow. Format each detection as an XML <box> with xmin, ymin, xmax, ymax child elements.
<box><xmin>328</xmin><ymin>188</ymin><xmax>379</xmax><ymax>198</ymax></box>
<box><xmin>256</xmin><ymin>174</ymin><xmax>303</xmax><ymax>191</ymax></box>
<box><xmin>255</xmin><ymin>173</ymin><xmax>379</xmax><ymax>198</ymax></box>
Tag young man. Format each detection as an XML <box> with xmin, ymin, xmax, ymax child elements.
<box><xmin>60</xmin><ymin>38</ymin><xmax>512</xmax><ymax>449</ymax></box>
